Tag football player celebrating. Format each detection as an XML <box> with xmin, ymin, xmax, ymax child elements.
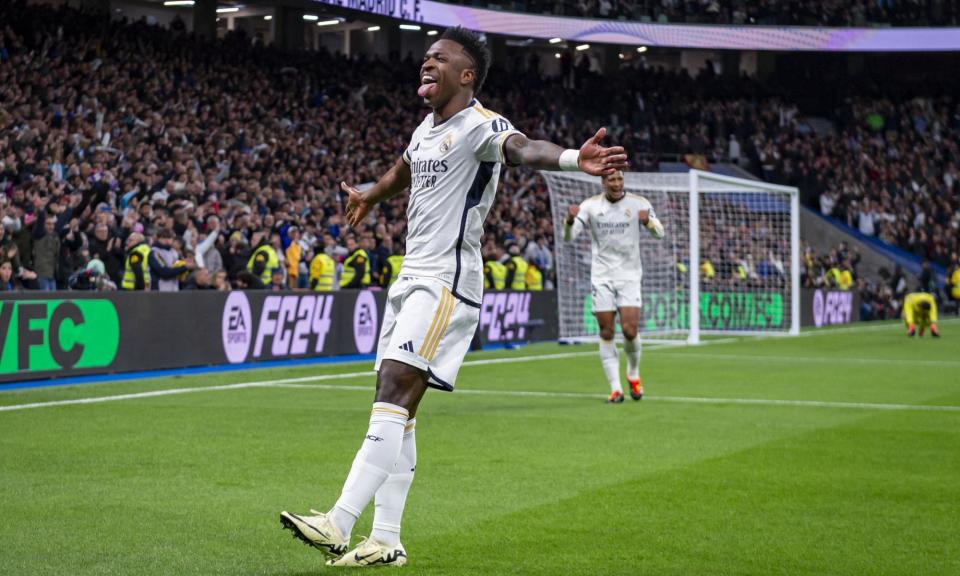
<box><xmin>280</xmin><ymin>27</ymin><xmax>628</xmax><ymax>567</ymax></box>
<box><xmin>564</xmin><ymin>170</ymin><xmax>664</xmax><ymax>403</ymax></box>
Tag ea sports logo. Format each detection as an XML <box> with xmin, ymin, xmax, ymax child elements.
<box><xmin>353</xmin><ymin>290</ymin><xmax>378</xmax><ymax>354</ymax></box>
<box><xmin>813</xmin><ymin>289</ymin><xmax>825</xmax><ymax>328</ymax></box>
<box><xmin>222</xmin><ymin>291</ymin><xmax>252</xmax><ymax>363</ymax></box>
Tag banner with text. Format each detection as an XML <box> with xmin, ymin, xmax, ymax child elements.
<box><xmin>0</xmin><ymin>290</ymin><xmax>558</xmax><ymax>385</ymax></box>
<box><xmin>580</xmin><ymin>288</ymin><xmax>856</xmax><ymax>333</ymax></box>
<box><xmin>800</xmin><ymin>288</ymin><xmax>860</xmax><ymax>328</ymax></box>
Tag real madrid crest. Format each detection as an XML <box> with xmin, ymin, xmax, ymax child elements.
<box><xmin>439</xmin><ymin>133</ymin><xmax>453</xmax><ymax>153</ymax></box>
<box><xmin>624</xmin><ymin>208</ymin><xmax>631</xmax><ymax>217</ymax></box>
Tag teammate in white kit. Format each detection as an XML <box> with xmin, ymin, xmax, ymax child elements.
<box><xmin>564</xmin><ymin>170</ymin><xmax>664</xmax><ymax>403</ymax></box>
<box><xmin>280</xmin><ymin>27</ymin><xmax>628</xmax><ymax>567</ymax></box>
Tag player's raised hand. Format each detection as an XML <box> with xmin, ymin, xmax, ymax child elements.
<box><xmin>566</xmin><ymin>204</ymin><xmax>580</xmax><ymax>224</ymax></box>
<box><xmin>342</xmin><ymin>181</ymin><xmax>371</xmax><ymax>228</ymax></box>
<box><xmin>578</xmin><ymin>128</ymin><xmax>628</xmax><ymax>176</ymax></box>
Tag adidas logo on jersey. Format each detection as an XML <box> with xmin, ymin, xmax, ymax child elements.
<box><xmin>398</xmin><ymin>341</ymin><xmax>415</xmax><ymax>353</ymax></box>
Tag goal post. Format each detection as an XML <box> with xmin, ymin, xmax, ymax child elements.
<box><xmin>542</xmin><ymin>169</ymin><xmax>800</xmax><ymax>345</ymax></box>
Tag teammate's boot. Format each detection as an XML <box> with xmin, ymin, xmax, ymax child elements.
<box><xmin>327</xmin><ymin>537</ymin><xmax>407</xmax><ymax>567</ymax></box>
<box><xmin>606</xmin><ymin>390</ymin><xmax>624</xmax><ymax>404</ymax></box>
<box><xmin>280</xmin><ymin>509</ymin><xmax>349</xmax><ymax>557</ymax></box>
<box><xmin>931</xmin><ymin>324</ymin><xmax>940</xmax><ymax>338</ymax></box>
<box><xmin>628</xmin><ymin>377</ymin><xmax>644</xmax><ymax>401</ymax></box>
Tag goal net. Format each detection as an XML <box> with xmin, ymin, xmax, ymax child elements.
<box><xmin>543</xmin><ymin>170</ymin><xmax>799</xmax><ymax>344</ymax></box>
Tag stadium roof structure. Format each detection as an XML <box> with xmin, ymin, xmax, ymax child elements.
<box><xmin>143</xmin><ymin>0</ymin><xmax>960</xmax><ymax>51</ymax></box>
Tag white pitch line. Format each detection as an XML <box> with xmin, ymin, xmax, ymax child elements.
<box><xmin>796</xmin><ymin>316</ymin><xmax>960</xmax><ymax>338</ymax></box>
<box><xmin>0</xmin><ymin>352</ymin><xmax>598</xmax><ymax>413</ymax></box>
<box><xmin>653</xmin><ymin>352</ymin><xmax>960</xmax><ymax>367</ymax></box>
<box><xmin>4</xmin><ymin>365</ymin><xmax>959</xmax><ymax>414</ymax></box>
<box><xmin>2</xmin><ymin>320</ymin><xmax>958</xmax><ymax>413</ymax></box>
<box><xmin>650</xmin><ymin>395</ymin><xmax>960</xmax><ymax>412</ymax></box>
<box><xmin>269</xmin><ymin>383</ymin><xmax>960</xmax><ymax>413</ymax></box>
<box><xmin>0</xmin><ymin>371</ymin><xmax>372</xmax><ymax>413</ymax></box>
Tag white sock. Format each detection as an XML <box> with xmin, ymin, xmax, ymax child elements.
<box><xmin>371</xmin><ymin>418</ymin><xmax>417</xmax><ymax>547</ymax></box>
<box><xmin>330</xmin><ymin>402</ymin><xmax>409</xmax><ymax>538</ymax></box>
<box><xmin>624</xmin><ymin>335</ymin><xmax>641</xmax><ymax>381</ymax></box>
<box><xmin>599</xmin><ymin>339</ymin><xmax>621</xmax><ymax>393</ymax></box>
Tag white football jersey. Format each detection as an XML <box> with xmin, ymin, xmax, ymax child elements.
<box><xmin>564</xmin><ymin>193</ymin><xmax>664</xmax><ymax>283</ymax></box>
<box><xmin>399</xmin><ymin>100</ymin><xmax>522</xmax><ymax>306</ymax></box>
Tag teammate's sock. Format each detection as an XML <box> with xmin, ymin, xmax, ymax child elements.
<box><xmin>371</xmin><ymin>419</ymin><xmax>417</xmax><ymax>547</ymax></box>
<box><xmin>623</xmin><ymin>335</ymin><xmax>641</xmax><ymax>381</ymax></box>
<box><xmin>331</xmin><ymin>402</ymin><xmax>409</xmax><ymax>539</ymax></box>
<box><xmin>599</xmin><ymin>339</ymin><xmax>622</xmax><ymax>393</ymax></box>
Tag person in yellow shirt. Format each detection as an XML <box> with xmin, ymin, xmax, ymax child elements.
<box><xmin>339</xmin><ymin>236</ymin><xmax>371</xmax><ymax>289</ymax></box>
<box><xmin>837</xmin><ymin>262</ymin><xmax>854</xmax><ymax>291</ymax></box>
<box><xmin>826</xmin><ymin>263</ymin><xmax>842</xmax><ymax>288</ymax></box>
<box><xmin>902</xmin><ymin>292</ymin><xmax>940</xmax><ymax>338</ymax></box>
<box><xmin>380</xmin><ymin>247</ymin><xmax>404</xmax><ymax>289</ymax></box>
<box><xmin>700</xmin><ymin>258</ymin><xmax>715</xmax><ymax>282</ymax></box>
<box><xmin>247</xmin><ymin>230</ymin><xmax>279</xmax><ymax>287</ymax></box>
<box><xmin>948</xmin><ymin>255</ymin><xmax>960</xmax><ymax>305</ymax></box>
<box><xmin>309</xmin><ymin>245</ymin><xmax>336</xmax><ymax>292</ymax></box>
<box><xmin>504</xmin><ymin>244</ymin><xmax>528</xmax><ymax>291</ymax></box>
<box><xmin>483</xmin><ymin>246</ymin><xmax>506</xmax><ymax>290</ymax></box>
<box><xmin>285</xmin><ymin>226</ymin><xmax>303</xmax><ymax>289</ymax></box>
<box><xmin>524</xmin><ymin>256</ymin><xmax>543</xmax><ymax>291</ymax></box>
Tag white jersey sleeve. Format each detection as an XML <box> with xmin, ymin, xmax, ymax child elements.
<box><xmin>467</xmin><ymin>110</ymin><xmax>522</xmax><ymax>164</ymax></box>
<box><xmin>401</xmin><ymin>122</ymin><xmax>428</xmax><ymax>165</ymax></box>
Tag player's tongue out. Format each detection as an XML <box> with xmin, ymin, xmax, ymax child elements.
<box><xmin>418</xmin><ymin>75</ymin><xmax>438</xmax><ymax>98</ymax></box>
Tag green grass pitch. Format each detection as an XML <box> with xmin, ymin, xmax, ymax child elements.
<box><xmin>1</xmin><ymin>320</ymin><xmax>958</xmax><ymax>575</ymax></box>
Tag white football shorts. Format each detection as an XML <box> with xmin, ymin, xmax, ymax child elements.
<box><xmin>375</xmin><ymin>275</ymin><xmax>480</xmax><ymax>391</ymax></box>
<box><xmin>591</xmin><ymin>279</ymin><xmax>643</xmax><ymax>313</ymax></box>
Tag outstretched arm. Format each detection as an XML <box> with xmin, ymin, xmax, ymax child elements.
<box><xmin>504</xmin><ymin>127</ymin><xmax>628</xmax><ymax>176</ymax></box>
<box><xmin>343</xmin><ymin>157</ymin><xmax>412</xmax><ymax>228</ymax></box>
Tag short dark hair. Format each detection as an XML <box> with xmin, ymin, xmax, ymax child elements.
<box><xmin>441</xmin><ymin>27</ymin><xmax>491</xmax><ymax>94</ymax></box>
<box><xmin>918</xmin><ymin>300</ymin><xmax>931</xmax><ymax>311</ymax></box>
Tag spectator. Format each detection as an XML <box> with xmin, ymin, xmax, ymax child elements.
<box><xmin>246</xmin><ymin>230</ymin><xmax>278</xmax><ymax>289</ymax></box>
<box><xmin>121</xmin><ymin>232</ymin><xmax>151</xmax><ymax>291</ymax></box>
<box><xmin>32</xmin><ymin>209</ymin><xmax>60</xmax><ymax>291</ymax></box>
<box><xmin>947</xmin><ymin>253</ymin><xmax>960</xmax><ymax>309</ymax></box>
<box><xmin>213</xmin><ymin>270</ymin><xmax>232</xmax><ymax>292</ymax></box>
<box><xmin>340</xmin><ymin>236</ymin><xmax>370</xmax><ymax>289</ymax></box>
<box><xmin>285</xmin><ymin>226</ymin><xmax>303</xmax><ymax>289</ymax></box>
<box><xmin>149</xmin><ymin>229</ymin><xmax>192</xmax><ymax>292</ymax></box>
<box><xmin>0</xmin><ymin>260</ymin><xmax>15</xmax><ymax>291</ymax></box>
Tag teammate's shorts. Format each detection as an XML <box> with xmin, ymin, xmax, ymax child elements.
<box><xmin>591</xmin><ymin>279</ymin><xmax>642</xmax><ymax>313</ymax></box>
<box><xmin>375</xmin><ymin>275</ymin><xmax>480</xmax><ymax>391</ymax></box>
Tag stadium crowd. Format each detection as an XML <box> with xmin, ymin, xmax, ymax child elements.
<box><xmin>760</xmin><ymin>96</ymin><xmax>960</xmax><ymax>271</ymax></box>
<box><xmin>444</xmin><ymin>0</ymin><xmax>959</xmax><ymax>26</ymax></box>
<box><xmin>1</xmin><ymin>0</ymin><xmax>958</xmax><ymax>313</ymax></box>
<box><xmin>0</xmin><ymin>1</ymin><xmax>568</xmax><ymax>292</ymax></box>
